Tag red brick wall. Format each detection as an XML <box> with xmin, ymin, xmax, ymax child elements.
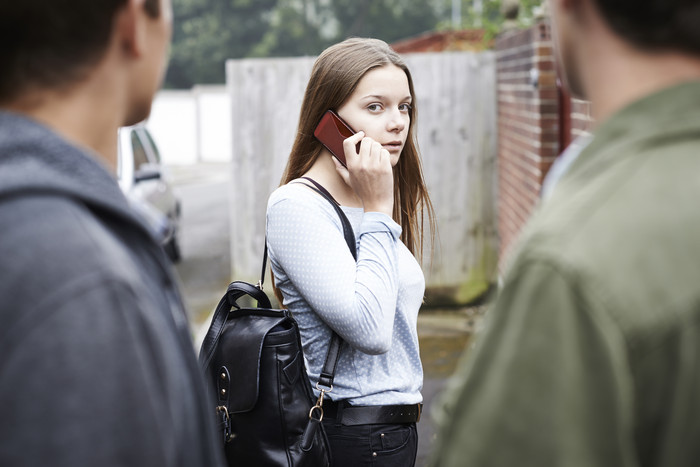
<box><xmin>496</xmin><ymin>21</ymin><xmax>593</xmax><ymax>271</ymax></box>
<box><xmin>391</xmin><ymin>29</ymin><xmax>488</xmax><ymax>53</ymax></box>
<box><xmin>570</xmin><ymin>98</ymin><xmax>594</xmax><ymax>139</ymax></box>
<box><xmin>495</xmin><ymin>22</ymin><xmax>559</xmax><ymax>268</ymax></box>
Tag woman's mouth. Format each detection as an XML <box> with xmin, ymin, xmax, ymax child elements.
<box><xmin>383</xmin><ymin>141</ymin><xmax>403</xmax><ymax>152</ymax></box>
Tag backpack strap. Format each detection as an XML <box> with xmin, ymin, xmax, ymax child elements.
<box><xmin>283</xmin><ymin>176</ymin><xmax>357</xmax><ymax>390</ymax></box>
<box><xmin>299</xmin><ymin>177</ymin><xmax>357</xmax><ymax>260</ymax></box>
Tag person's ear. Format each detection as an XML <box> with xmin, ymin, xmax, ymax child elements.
<box><xmin>561</xmin><ymin>0</ymin><xmax>585</xmax><ymax>14</ymax></box>
<box><xmin>115</xmin><ymin>0</ymin><xmax>148</xmax><ymax>58</ymax></box>
<box><xmin>549</xmin><ymin>0</ymin><xmax>579</xmax><ymax>13</ymax></box>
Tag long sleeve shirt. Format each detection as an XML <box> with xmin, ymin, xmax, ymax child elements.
<box><xmin>266</xmin><ymin>183</ymin><xmax>424</xmax><ymax>406</ymax></box>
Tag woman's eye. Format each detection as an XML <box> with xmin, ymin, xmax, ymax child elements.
<box><xmin>367</xmin><ymin>104</ymin><xmax>382</xmax><ymax>112</ymax></box>
<box><xmin>399</xmin><ymin>103</ymin><xmax>412</xmax><ymax>112</ymax></box>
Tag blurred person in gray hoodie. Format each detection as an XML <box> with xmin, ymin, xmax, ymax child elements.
<box><xmin>0</xmin><ymin>1</ymin><xmax>223</xmax><ymax>465</ymax></box>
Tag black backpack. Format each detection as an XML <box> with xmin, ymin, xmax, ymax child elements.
<box><xmin>199</xmin><ymin>178</ymin><xmax>355</xmax><ymax>466</ymax></box>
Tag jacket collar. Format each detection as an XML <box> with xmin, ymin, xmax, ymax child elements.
<box><xmin>0</xmin><ymin>110</ymin><xmax>154</xmax><ymax>240</ymax></box>
<box><xmin>565</xmin><ymin>80</ymin><xmax>700</xmax><ymax>181</ymax></box>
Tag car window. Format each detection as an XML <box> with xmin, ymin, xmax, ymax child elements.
<box><xmin>142</xmin><ymin>129</ymin><xmax>163</xmax><ymax>164</ymax></box>
<box><xmin>131</xmin><ymin>131</ymin><xmax>150</xmax><ymax>171</ymax></box>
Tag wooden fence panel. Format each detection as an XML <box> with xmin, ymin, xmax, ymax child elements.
<box><xmin>406</xmin><ymin>52</ymin><xmax>498</xmax><ymax>304</ymax></box>
<box><xmin>227</xmin><ymin>56</ymin><xmax>315</xmax><ymax>289</ymax></box>
<box><xmin>227</xmin><ymin>52</ymin><xmax>497</xmax><ymax>306</ymax></box>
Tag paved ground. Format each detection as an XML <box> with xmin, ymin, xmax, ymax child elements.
<box><xmin>169</xmin><ymin>163</ymin><xmax>232</xmax><ymax>327</ymax></box>
<box><xmin>169</xmin><ymin>163</ymin><xmax>484</xmax><ymax>466</ymax></box>
<box><xmin>415</xmin><ymin>310</ymin><xmax>482</xmax><ymax>466</ymax></box>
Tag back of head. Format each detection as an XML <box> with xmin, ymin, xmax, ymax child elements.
<box><xmin>0</xmin><ymin>0</ymin><xmax>160</xmax><ymax>104</ymax></box>
<box><xmin>593</xmin><ymin>0</ymin><xmax>700</xmax><ymax>55</ymax></box>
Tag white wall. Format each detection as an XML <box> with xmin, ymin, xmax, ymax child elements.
<box><xmin>195</xmin><ymin>86</ymin><xmax>232</xmax><ymax>163</ymax></box>
<box><xmin>147</xmin><ymin>86</ymin><xmax>231</xmax><ymax>165</ymax></box>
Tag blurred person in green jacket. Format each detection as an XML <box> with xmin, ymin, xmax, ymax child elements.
<box><xmin>430</xmin><ymin>0</ymin><xmax>700</xmax><ymax>466</ymax></box>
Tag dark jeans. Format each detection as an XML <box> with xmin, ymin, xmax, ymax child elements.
<box><xmin>322</xmin><ymin>420</ymin><xmax>418</xmax><ymax>467</ymax></box>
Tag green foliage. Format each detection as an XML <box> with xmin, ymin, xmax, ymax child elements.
<box><xmin>166</xmin><ymin>0</ymin><xmax>278</xmax><ymax>88</ymax></box>
<box><xmin>436</xmin><ymin>0</ymin><xmax>542</xmax><ymax>37</ymax></box>
<box><xmin>248</xmin><ymin>0</ymin><xmax>326</xmax><ymax>58</ymax></box>
<box><xmin>328</xmin><ymin>0</ymin><xmax>439</xmax><ymax>44</ymax></box>
<box><xmin>165</xmin><ymin>0</ymin><xmax>543</xmax><ymax>89</ymax></box>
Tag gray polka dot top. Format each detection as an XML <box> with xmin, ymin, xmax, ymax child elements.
<box><xmin>266</xmin><ymin>183</ymin><xmax>424</xmax><ymax>406</ymax></box>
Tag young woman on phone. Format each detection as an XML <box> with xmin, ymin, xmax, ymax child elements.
<box><xmin>266</xmin><ymin>37</ymin><xmax>435</xmax><ymax>467</ymax></box>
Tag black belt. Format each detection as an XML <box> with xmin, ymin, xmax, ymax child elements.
<box><xmin>322</xmin><ymin>400</ymin><xmax>422</xmax><ymax>425</ymax></box>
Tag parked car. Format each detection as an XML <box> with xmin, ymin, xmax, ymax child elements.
<box><xmin>117</xmin><ymin>124</ymin><xmax>181</xmax><ymax>262</ymax></box>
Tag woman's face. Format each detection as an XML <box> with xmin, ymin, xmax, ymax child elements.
<box><xmin>336</xmin><ymin>64</ymin><xmax>412</xmax><ymax>167</ymax></box>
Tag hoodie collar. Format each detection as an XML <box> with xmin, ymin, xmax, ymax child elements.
<box><xmin>0</xmin><ymin>110</ymin><xmax>154</xmax><ymax>240</ymax></box>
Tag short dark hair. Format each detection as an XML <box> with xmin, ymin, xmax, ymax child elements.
<box><xmin>0</xmin><ymin>0</ymin><xmax>160</xmax><ymax>103</ymax></box>
<box><xmin>593</xmin><ymin>0</ymin><xmax>700</xmax><ymax>55</ymax></box>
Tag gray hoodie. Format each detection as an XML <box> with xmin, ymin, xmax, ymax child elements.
<box><xmin>0</xmin><ymin>111</ymin><xmax>224</xmax><ymax>466</ymax></box>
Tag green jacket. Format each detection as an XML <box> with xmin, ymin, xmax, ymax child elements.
<box><xmin>430</xmin><ymin>81</ymin><xmax>700</xmax><ymax>467</ymax></box>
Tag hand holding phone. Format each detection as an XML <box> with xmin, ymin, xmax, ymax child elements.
<box><xmin>314</xmin><ymin>110</ymin><xmax>358</xmax><ymax>167</ymax></box>
<box><xmin>314</xmin><ymin>110</ymin><xmax>394</xmax><ymax>215</ymax></box>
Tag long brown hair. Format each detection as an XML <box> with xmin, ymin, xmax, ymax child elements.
<box><xmin>280</xmin><ymin>37</ymin><xmax>435</xmax><ymax>259</ymax></box>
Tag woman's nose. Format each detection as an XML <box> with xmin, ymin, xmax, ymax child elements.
<box><xmin>387</xmin><ymin>109</ymin><xmax>406</xmax><ymax>133</ymax></box>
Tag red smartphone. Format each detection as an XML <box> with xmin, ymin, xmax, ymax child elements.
<box><xmin>314</xmin><ymin>110</ymin><xmax>357</xmax><ymax>167</ymax></box>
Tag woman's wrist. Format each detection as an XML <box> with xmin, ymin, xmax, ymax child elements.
<box><xmin>362</xmin><ymin>202</ymin><xmax>392</xmax><ymax>216</ymax></box>
<box><xmin>360</xmin><ymin>211</ymin><xmax>402</xmax><ymax>239</ymax></box>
